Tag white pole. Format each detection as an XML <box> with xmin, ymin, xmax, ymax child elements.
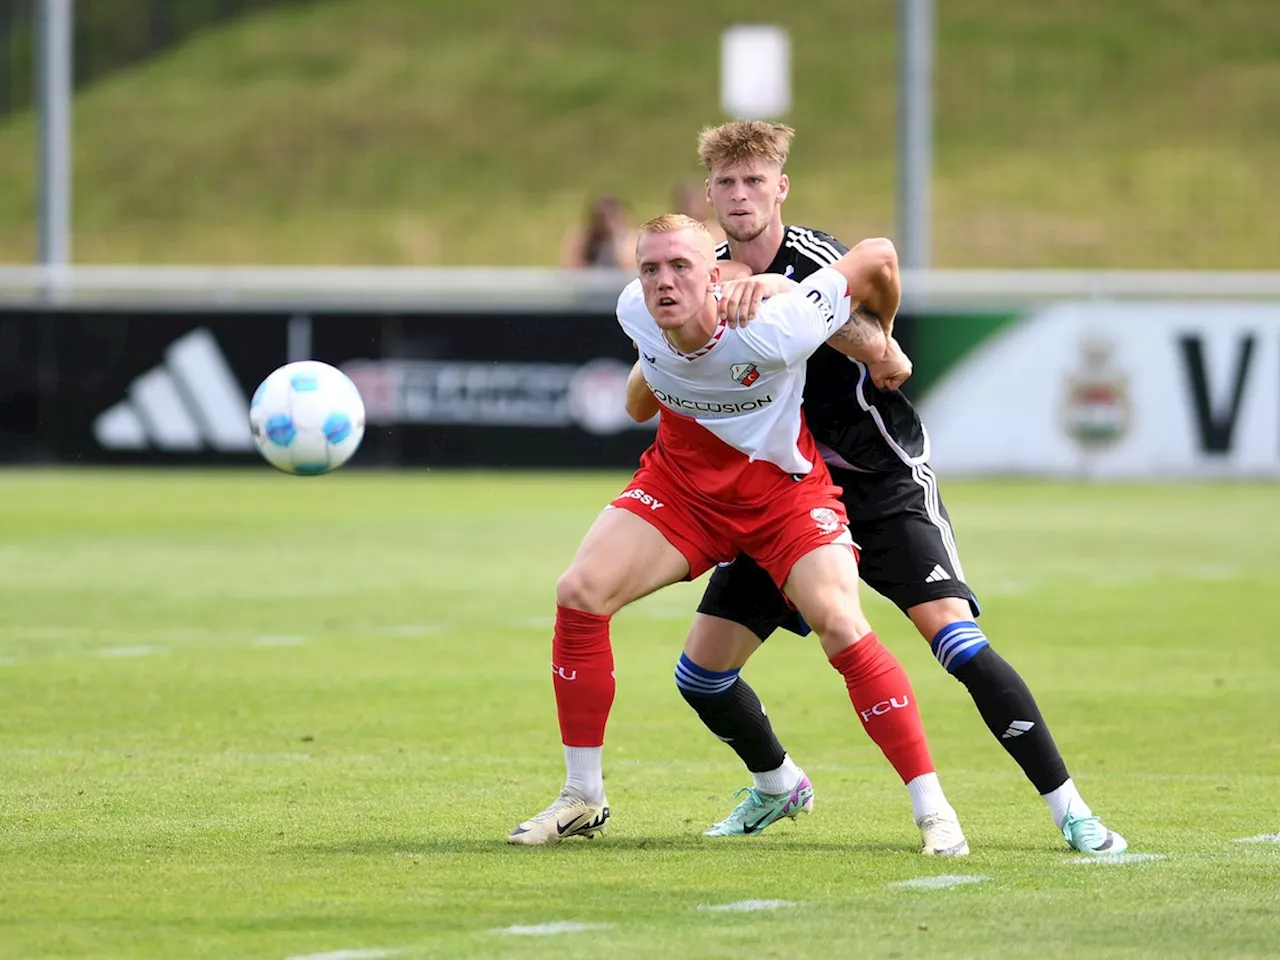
<box><xmin>897</xmin><ymin>0</ymin><xmax>933</xmax><ymax>269</ymax></box>
<box><xmin>37</xmin><ymin>0</ymin><xmax>73</xmax><ymax>269</ymax></box>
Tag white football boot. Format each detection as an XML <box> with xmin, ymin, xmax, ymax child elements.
<box><xmin>507</xmin><ymin>788</ymin><xmax>610</xmax><ymax>846</ymax></box>
<box><xmin>917</xmin><ymin>810</ymin><xmax>970</xmax><ymax>856</ymax></box>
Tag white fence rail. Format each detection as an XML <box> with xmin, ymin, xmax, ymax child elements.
<box><xmin>2</xmin><ymin>265</ymin><xmax>1280</xmax><ymax>312</ymax></box>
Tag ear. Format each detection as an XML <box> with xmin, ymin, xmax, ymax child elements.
<box><xmin>708</xmin><ymin>262</ymin><xmax>721</xmax><ymax>290</ymax></box>
<box><xmin>704</xmin><ymin>177</ymin><xmax>712</xmax><ymax>205</ymax></box>
<box><xmin>777</xmin><ymin>173</ymin><xmax>790</xmax><ymax>204</ymax></box>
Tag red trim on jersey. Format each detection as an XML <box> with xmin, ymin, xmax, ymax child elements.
<box><xmin>664</xmin><ymin>321</ymin><xmax>727</xmax><ymax>361</ymax></box>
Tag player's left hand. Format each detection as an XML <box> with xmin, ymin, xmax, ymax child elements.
<box><xmin>718</xmin><ymin>275</ymin><xmax>798</xmax><ymax>327</ymax></box>
<box><xmin>868</xmin><ymin>336</ymin><xmax>913</xmax><ymax>391</ymax></box>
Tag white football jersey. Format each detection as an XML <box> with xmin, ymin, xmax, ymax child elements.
<box><xmin>617</xmin><ymin>267</ymin><xmax>852</xmax><ymax>499</ymax></box>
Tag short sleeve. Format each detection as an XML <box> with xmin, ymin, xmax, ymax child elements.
<box><xmin>615</xmin><ymin>278</ymin><xmax>647</xmax><ymax>340</ymax></box>
<box><xmin>736</xmin><ymin>267</ymin><xmax>853</xmax><ymax>367</ymax></box>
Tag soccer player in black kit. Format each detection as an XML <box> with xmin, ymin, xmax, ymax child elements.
<box><xmin>627</xmin><ymin>121</ymin><xmax>1127</xmax><ymax>855</ymax></box>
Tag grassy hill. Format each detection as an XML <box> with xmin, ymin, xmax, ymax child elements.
<box><xmin>0</xmin><ymin>0</ymin><xmax>1276</xmax><ymax>267</ymax></box>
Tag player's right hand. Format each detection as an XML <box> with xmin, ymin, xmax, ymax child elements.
<box><xmin>868</xmin><ymin>337</ymin><xmax>913</xmax><ymax>391</ymax></box>
<box><xmin>718</xmin><ymin>275</ymin><xmax>798</xmax><ymax>327</ymax></box>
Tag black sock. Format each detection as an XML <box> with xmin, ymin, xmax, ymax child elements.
<box><xmin>950</xmin><ymin>645</ymin><xmax>1070</xmax><ymax>794</ymax></box>
<box><xmin>678</xmin><ymin>675</ymin><xmax>787</xmax><ymax>773</ymax></box>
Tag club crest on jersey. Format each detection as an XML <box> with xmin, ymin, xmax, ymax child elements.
<box><xmin>810</xmin><ymin>507</ymin><xmax>841</xmax><ymax>534</ymax></box>
<box><xmin>730</xmin><ymin>362</ymin><xmax>760</xmax><ymax>387</ymax></box>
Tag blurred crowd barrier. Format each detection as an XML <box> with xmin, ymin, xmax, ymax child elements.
<box><xmin>2</xmin><ymin>266</ymin><xmax>1279</xmax><ymax>477</ymax></box>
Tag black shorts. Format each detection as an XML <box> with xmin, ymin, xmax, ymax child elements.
<box><xmin>696</xmin><ymin>461</ymin><xmax>980</xmax><ymax>640</ymax></box>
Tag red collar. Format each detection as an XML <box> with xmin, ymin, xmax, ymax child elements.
<box><xmin>664</xmin><ymin>320</ymin><xmax>727</xmax><ymax>361</ymax></box>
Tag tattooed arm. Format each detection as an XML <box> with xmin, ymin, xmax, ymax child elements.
<box><xmin>824</xmin><ymin>304</ymin><xmax>890</xmax><ymax>362</ymax></box>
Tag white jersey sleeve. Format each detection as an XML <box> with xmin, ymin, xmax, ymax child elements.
<box><xmin>615</xmin><ymin>277</ymin><xmax>646</xmax><ymax>342</ymax></box>
<box><xmin>735</xmin><ymin>267</ymin><xmax>853</xmax><ymax>368</ymax></box>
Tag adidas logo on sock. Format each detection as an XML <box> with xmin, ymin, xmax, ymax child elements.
<box><xmin>1001</xmin><ymin>720</ymin><xmax>1036</xmax><ymax>739</ymax></box>
<box><xmin>924</xmin><ymin>564</ymin><xmax>951</xmax><ymax>583</ymax></box>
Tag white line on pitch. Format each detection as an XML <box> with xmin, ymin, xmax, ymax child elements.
<box><xmin>373</xmin><ymin>623</ymin><xmax>445</xmax><ymax>637</ymax></box>
<box><xmin>491</xmin><ymin>922</ymin><xmax>611</xmax><ymax>936</ymax></box>
<box><xmin>1234</xmin><ymin>834</ymin><xmax>1280</xmax><ymax>844</ymax></box>
<box><xmin>1067</xmin><ymin>853</ymin><xmax>1167</xmax><ymax>865</ymax></box>
<box><xmin>513</xmin><ymin>617</ymin><xmax>555</xmax><ymax>630</ymax></box>
<box><xmin>285</xmin><ymin>949</ymin><xmax>401</xmax><ymax>960</ymax></box>
<box><xmin>98</xmin><ymin>645</ymin><xmax>166</xmax><ymax>658</ymax></box>
<box><xmin>988</xmin><ymin>580</ymin><xmax>1035</xmax><ymax>596</ymax></box>
<box><xmin>696</xmin><ymin>900</ymin><xmax>801</xmax><ymax>912</ymax></box>
<box><xmin>0</xmin><ymin>747</ymin><xmax>313</xmax><ymax>762</ymax></box>
<box><xmin>253</xmin><ymin>635</ymin><xmax>309</xmax><ymax>647</ymax></box>
<box><xmin>887</xmin><ymin>875</ymin><xmax>988</xmax><ymax>890</ymax></box>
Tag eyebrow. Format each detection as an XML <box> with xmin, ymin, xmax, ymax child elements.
<box><xmin>639</xmin><ymin>256</ymin><xmax>692</xmax><ymax>269</ymax></box>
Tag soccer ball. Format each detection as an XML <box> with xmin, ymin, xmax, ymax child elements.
<box><xmin>249</xmin><ymin>360</ymin><xmax>366</xmax><ymax>475</ymax></box>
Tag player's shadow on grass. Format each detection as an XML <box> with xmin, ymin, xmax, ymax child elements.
<box><xmin>284</xmin><ymin>836</ymin><xmax>941</xmax><ymax>856</ymax></box>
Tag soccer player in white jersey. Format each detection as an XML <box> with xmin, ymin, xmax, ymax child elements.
<box><xmin>508</xmin><ymin>214</ymin><xmax>968</xmax><ymax>854</ymax></box>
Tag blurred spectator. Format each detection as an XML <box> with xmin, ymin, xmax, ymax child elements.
<box><xmin>560</xmin><ymin>195</ymin><xmax>637</xmax><ymax>268</ymax></box>
<box><xmin>673</xmin><ymin>178</ymin><xmax>727</xmax><ymax>246</ymax></box>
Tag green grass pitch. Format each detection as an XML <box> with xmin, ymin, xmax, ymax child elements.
<box><xmin>1</xmin><ymin>469</ymin><xmax>1277</xmax><ymax>959</ymax></box>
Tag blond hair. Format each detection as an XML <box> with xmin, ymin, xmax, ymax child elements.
<box><xmin>636</xmin><ymin>213</ymin><xmax>717</xmax><ymax>262</ymax></box>
<box><xmin>697</xmin><ymin>120</ymin><xmax>795</xmax><ymax>172</ymax></box>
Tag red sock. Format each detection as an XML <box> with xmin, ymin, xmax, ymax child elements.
<box><xmin>551</xmin><ymin>605</ymin><xmax>615</xmax><ymax>747</ymax></box>
<box><xmin>829</xmin><ymin>632</ymin><xmax>935</xmax><ymax>783</ymax></box>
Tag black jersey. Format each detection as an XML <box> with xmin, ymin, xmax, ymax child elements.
<box><xmin>716</xmin><ymin>224</ymin><xmax>927</xmax><ymax>472</ymax></box>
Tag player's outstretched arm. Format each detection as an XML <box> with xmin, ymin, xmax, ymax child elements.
<box><xmin>625</xmin><ymin>358</ymin><xmax>661</xmax><ymax>422</ymax></box>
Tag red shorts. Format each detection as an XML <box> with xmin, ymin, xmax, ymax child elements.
<box><xmin>609</xmin><ymin>459</ymin><xmax>855</xmax><ymax>589</ymax></box>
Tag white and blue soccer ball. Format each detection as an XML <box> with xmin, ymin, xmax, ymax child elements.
<box><xmin>249</xmin><ymin>360</ymin><xmax>366</xmax><ymax>475</ymax></box>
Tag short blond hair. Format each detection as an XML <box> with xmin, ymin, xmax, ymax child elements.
<box><xmin>697</xmin><ymin>120</ymin><xmax>795</xmax><ymax>172</ymax></box>
<box><xmin>636</xmin><ymin>213</ymin><xmax>716</xmax><ymax>262</ymax></box>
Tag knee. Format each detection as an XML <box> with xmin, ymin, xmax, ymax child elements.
<box><xmin>682</xmin><ymin>613</ymin><xmax>765</xmax><ymax>672</ymax></box>
<box><xmin>909</xmin><ymin>597</ymin><xmax>975</xmax><ymax>642</ymax></box>
<box><xmin>804</xmin><ymin>604</ymin><xmax>871</xmax><ymax>650</ymax></box>
<box><xmin>556</xmin><ymin>565</ymin><xmax>616</xmax><ymax>615</ymax></box>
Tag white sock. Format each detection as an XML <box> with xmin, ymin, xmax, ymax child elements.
<box><xmin>1043</xmin><ymin>778</ymin><xmax>1090</xmax><ymax>829</ymax></box>
<box><xmin>563</xmin><ymin>745</ymin><xmax>605</xmax><ymax>803</ymax></box>
<box><xmin>752</xmin><ymin>755</ymin><xmax>804</xmax><ymax>795</ymax></box>
<box><xmin>906</xmin><ymin>772</ymin><xmax>954</xmax><ymax>823</ymax></box>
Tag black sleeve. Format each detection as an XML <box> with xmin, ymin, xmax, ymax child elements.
<box><xmin>785</xmin><ymin>227</ymin><xmax>849</xmax><ymax>281</ymax></box>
